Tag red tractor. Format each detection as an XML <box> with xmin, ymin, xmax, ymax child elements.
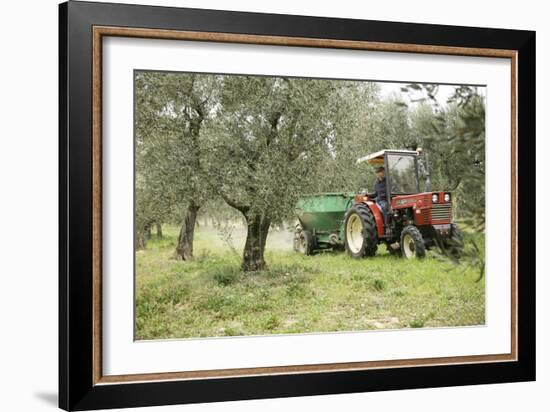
<box><xmin>345</xmin><ymin>149</ymin><xmax>464</xmax><ymax>259</ymax></box>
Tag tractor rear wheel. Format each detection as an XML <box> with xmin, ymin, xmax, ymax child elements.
<box><xmin>293</xmin><ymin>225</ymin><xmax>315</xmax><ymax>255</ymax></box>
<box><xmin>344</xmin><ymin>204</ymin><xmax>378</xmax><ymax>259</ymax></box>
<box><xmin>443</xmin><ymin>223</ymin><xmax>464</xmax><ymax>259</ymax></box>
<box><xmin>400</xmin><ymin>225</ymin><xmax>426</xmax><ymax>259</ymax></box>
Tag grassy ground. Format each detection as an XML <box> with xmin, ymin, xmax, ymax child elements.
<box><xmin>136</xmin><ymin>224</ymin><xmax>485</xmax><ymax>340</ymax></box>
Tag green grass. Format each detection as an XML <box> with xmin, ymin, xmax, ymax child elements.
<box><xmin>135</xmin><ymin>225</ymin><xmax>485</xmax><ymax>340</ymax></box>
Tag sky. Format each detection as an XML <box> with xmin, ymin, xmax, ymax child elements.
<box><xmin>378</xmin><ymin>81</ymin><xmax>486</xmax><ymax>108</ymax></box>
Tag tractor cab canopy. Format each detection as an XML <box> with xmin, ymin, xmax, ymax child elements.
<box><xmin>357</xmin><ymin>149</ymin><xmax>420</xmax><ymax>196</ymax></box>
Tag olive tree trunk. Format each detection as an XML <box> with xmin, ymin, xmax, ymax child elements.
<box><xmin>176</xmin><ymin>203</ymin><xmax>199</xmax><ymax>260</ymax></box>
<box><xmin>136</xmin><ymin>222</ymin><xmax>152</xmax><ymax>250</ymax></box>
<box><xmin>136</xmin><ymin>231</ymin><xmax>147</xmax><ymax>250</ymax></box>
<box><xmin>241</xmin><ymin>214</ymin><xmax>271</xmax><ymax>271</ymax></box>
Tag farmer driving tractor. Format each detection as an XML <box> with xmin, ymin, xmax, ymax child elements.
<box><xmin>369</xmin><ymin>166</ymin><xmax>390</xmax><ymax>233</ymax></box>
<box><xmin>294</xmin><ymin>148</ymin><xmax>465</xmax><ymax>260</ymax></box>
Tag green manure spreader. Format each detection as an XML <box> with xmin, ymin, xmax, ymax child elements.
<box><xmin>294</xmin><ymin>193</ymin><xmax>354</xmax><ymax>255</ymax></box>
<box><xmin>293</xmin><ymin>149</ymin><xmax>464</xmax><ymax>259</ymax></box>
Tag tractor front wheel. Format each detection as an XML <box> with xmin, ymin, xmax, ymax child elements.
<box><xmin>400</xmin><ymin>225</ymin><xmax>426</xmax><ymax>259</ymax></box>
<box><xmin>344</xmin><ymin>204</ymin><xmax>378</xmax><ymax>259</ymax></box>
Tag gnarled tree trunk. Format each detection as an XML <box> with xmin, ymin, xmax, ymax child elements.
<box><xmin>136</xmin><ymin>221</ymin><xmax>152</xmax><ymax>250</ymax></box>
<box><xmin>156</xmin><ymin>222</ymin><xmax>163</xmax><ymax>239</ymax></box>
<box><xmin>136</xmin><ymin>230</ymin><xmax>147</xmax><ymax>250</ymax></box>
<box><xmin>241</xmin><ymin>214</ymin><xmax>271</xmax><ymax>271</ymax></box>
<box><xmin>176</xmin><ymin>203</ymin><xmax>199</xmax><ymax>260</ymax></box>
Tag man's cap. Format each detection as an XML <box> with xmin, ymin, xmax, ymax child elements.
<box><xmin>375</xmin><ymin>166</ymin><xmax>385</xmax><ymax>173</ymax></box>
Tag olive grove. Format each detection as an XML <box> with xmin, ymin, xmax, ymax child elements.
<box><xmin>135</xmin><ymin>72</ymin><xmax>485</xmax><ymax>271</ymax></box>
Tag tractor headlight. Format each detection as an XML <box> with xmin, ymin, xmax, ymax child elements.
<box><xmin>444</xmin><ymin>193</ymin><xmax>451</xmax><ymax>202</ymax></box>
<box><xmin>432</xmin><ymin>194</ymin><xmax>438</xmax><ymax>203</ymax></box>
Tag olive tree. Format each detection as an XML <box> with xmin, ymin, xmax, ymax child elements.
<box><xmin>405</xmin><ymin>85</ymin><xmax>486</xmax><ymax>227</ymax></box>
<box><xmin>135</xmin><ymin>72</ymin><xmax>220</xmax><ymax>258</ymax></box>
<box><xmin>206</xmin><ymin>75</ymin><xmax>345</xmax><ymax>271</ymax></box>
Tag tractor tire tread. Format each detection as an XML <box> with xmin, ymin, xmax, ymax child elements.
<box><xmin>294</xmin><ymin>225</ymin><xmax>316</xmax><ymax>256</ymax></box>
<box><xmin>344</xmin><ymin>203</ymin><xmax>378</xmax><ymax>258</ymax></box>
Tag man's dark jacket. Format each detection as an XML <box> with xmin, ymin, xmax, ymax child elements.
<box><xmin>371</xmin><ymin>177</ymin><xmax>388</xmax><ymax>201</ymax></box>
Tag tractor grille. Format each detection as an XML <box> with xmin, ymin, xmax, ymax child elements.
<box><xmin>431</xmin><ymin>203</ymin><xmax>452</xmax><ymax>221</ymax></box>
<box><xmin>418</xmin><ymin>209</ymin><xmax>431</xmax><ymax>225</ymax></box>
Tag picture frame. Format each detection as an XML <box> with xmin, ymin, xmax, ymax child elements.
<box><xmin>59</xmin><ymin>1</ymin><xmax>535</xmax><ymax>410</ymax></box>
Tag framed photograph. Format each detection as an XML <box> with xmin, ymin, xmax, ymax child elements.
<box><xmin>59</xmin><ymin>1</ymin><xmax>535</xmax><ymax>410</ymax></box>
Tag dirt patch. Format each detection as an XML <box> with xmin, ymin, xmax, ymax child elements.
<box><xmin>366</xmin><ymin>317</ymin><xmax>401</xmax><ymax>329</ymax></box>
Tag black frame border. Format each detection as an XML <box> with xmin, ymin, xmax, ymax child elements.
<box><xmin>59</xmin><ymin>1</ymin><xmax>535</xmax><ymax>410</ymax></box>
